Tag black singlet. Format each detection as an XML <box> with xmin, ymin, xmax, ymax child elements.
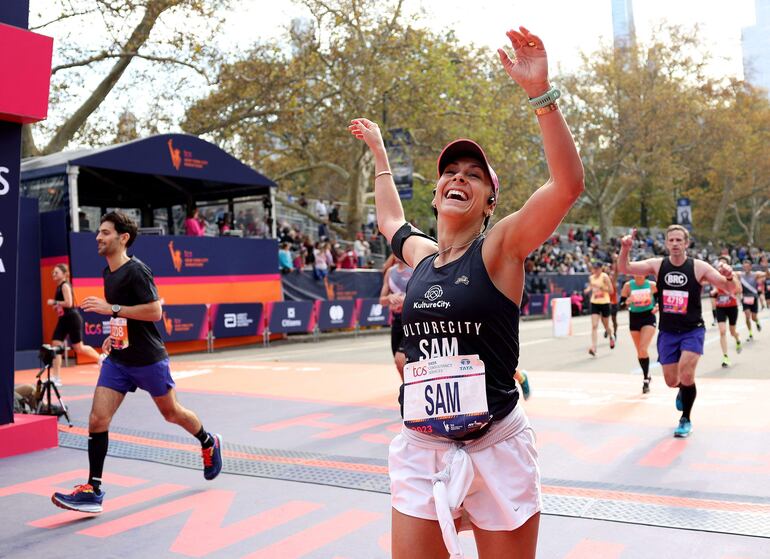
<box><xmin>656</xmin><ymin>257</ymin><xmax>704</xmax><ymax>333</ymax></box>
<box><xmin>104</xmin><ymin>257</ymin><xmax>168</xmax><ymax>366</ymax></box>
<box><xmin>399</xmin><ymin>237</ymin><xmax>520</xmax><ymax>432</ymax></box>
<box><xmin>55</xmin><ymin>282</ymin><xmax>78</xmax><ymax>318</ymax></box>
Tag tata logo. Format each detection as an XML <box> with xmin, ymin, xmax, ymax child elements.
<box><xmin>424</xmin><ymin>285</ymin><xmax>443</xmax><ymax>301</ymax></box>
<box><xmin>287</xmin><ymin>307</ymin><xmax>296</xmax><ymax>319</ymax></box>
<box><xmin>665</xmin><ymin>271</ymin><xmax>688</xmax><ymax>287</ymax></box>
<box><xmin>329</xmin><ymin>305</ymin><xmax>344</xmax><ymax>321</ymax></box>
<box><xmin>369</xmin><ymin>304</ymin><xmax>383</xmax><ymax>317</ymax></box>
<box><xmin>460</xmin><ymin>359</ymin><xmax>470</xmax><ymax>366</ymax></box>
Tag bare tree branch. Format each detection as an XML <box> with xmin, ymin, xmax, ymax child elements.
<box><xmin>53</xmin><ymin>51</ymin><xmax>210</xmax><ymax>82</ymax></box>
<box><xmin>30</xmin><ymin>8</ymin><xmax>98</xmax><ymax>30</ymax></box>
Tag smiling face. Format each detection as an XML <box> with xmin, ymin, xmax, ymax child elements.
<box><xmin>96</xmin><ymin>220</ymin><xmax>128</xmax><ymax>257</ymax></box>
<box><xmin>51</xmin><ymin>267</ymin><xmax>65</xmax><ymax>284</ymax></box>
<box><xmin>433</xmin><ymin>156</ymin><xmax>494</xmax><ymax>223</ymax></box>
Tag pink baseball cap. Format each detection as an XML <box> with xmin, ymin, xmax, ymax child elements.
<box><xmin>437</xmin><ymin>139</ymin><xmax>499</xmax><ymax>200</ymax></box>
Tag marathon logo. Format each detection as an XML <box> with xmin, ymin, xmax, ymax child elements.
<box><xmin>665</xmin><ymin>271</ymin><xmax>688</xmax><ymax>287</ymax></box>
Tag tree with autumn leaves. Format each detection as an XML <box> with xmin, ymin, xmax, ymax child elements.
<box><xmin>25</xmin><ymin>0</ymin><xmax>770</xmax><ymax>247</ymax></box>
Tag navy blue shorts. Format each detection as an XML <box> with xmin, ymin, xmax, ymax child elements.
<box><xmin>657</xmin><ymin>328</ymin><xmax>705</xmax><ymax>365</ymax></box>
<box><xmin>97</xmin><ymin>357</ymin><xmax>175</xmax><ymax>397</ymax></box>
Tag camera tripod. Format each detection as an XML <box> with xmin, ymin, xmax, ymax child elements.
<box><xmin>35</xmin><ymin>363</ymin><xmax>72</xmax><ymax>426</ymax></box>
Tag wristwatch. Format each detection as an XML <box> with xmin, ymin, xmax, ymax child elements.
<box><xmin>111</xmin><ymin>304</ymin><xmax>121</xmax><ymax>318</ymax></box>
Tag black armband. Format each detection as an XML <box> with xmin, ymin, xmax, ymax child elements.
<box><xmin>390</xmin><ymin>222</ymin><xmax>436</xmax><ymax>263</ymax></box>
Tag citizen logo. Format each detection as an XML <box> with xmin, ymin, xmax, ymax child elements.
<box><xmin>424</xmin><ymin>285</ymin><xmax>443</xmax><ymax>301</ymax></box>
<box><xmin>665</xmin><ymin>271</ymin><xmax>688</xmax><ymax>287</ymax></box>
<box><xmin>329</xmin><ymin>305</ymin><xmax>344</xmax><ymax>321</ymax></box>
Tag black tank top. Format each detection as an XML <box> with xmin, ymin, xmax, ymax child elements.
<box><xmin>399</xmin><ymin>237</ymin><xmax>520</xmax><ymax>427</ymax></box>
<box><xmin>656</xmin><ymin>257</ymin><xmax>703</xmax><ymax>333</ymax></box>
<box><xmin>55</xmin><ymin>282</ymin><xmax>78</xmax><ymax>318</ymax></box>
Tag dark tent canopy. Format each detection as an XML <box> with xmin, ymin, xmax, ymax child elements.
<box><xmin>20</xmin><ymin>134</ymin><xmax>276</xmax><ymax>227</ymax></box>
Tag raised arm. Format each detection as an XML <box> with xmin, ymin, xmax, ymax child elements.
<box><xmin>348</xmin><ymin>118</ymin><xmax>436</xmax><ymax>267</ymax></box>
<box><xmin>488</xmin><ymin>27</ymin><xmax>584</xmax><ymax>260</ymax></box>
<box><xmin>697</xmin><ymin>260</ymin><xmax>738</xmax><ymax>293</ymax></box>
<box><xmin>617</xmin><ymin>231</ymin><xmax>662</xmax><ymax>277</ymax></box>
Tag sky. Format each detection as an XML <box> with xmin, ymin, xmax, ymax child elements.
<box><xmin>221</xmin><ymin>0</ymin><xmax>758</xmax><ymax>78</ymax></box>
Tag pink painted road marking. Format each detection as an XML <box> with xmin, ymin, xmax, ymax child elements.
<box><xmin>253</xmin><ymin>413</ymin><xmax>391</xmax><ymax>439</ymax></box>
<box><xmin>563</xmin><ymin>539</ymin><xmax>625</xmax><ymax>559</ymax></box>
<box><xmin>78</xmin><ymin>490</ymin><xmax>321</xmax><ymax>558</ymax></box>
<box><xmin>241</xmin><ymin>509</ymin><xmax>382</xmax><ymax>559</ymax></box>
<box><xmin>537</xmin><ymin>431</ymin><xmax>640</xmax><ymax>464</ymax></box>
<box><xmin>0</xmin><ymin>469</ymin><xmax>145</xmax><ymax>498</ymax></box>
<box><xmin>638</xmin><ymin>438</ymin><xmax>689</xmax><ymax>468</ymax></box>
<box><xmin>30</xmin><ymin>483</ymin><xmax>187</xmax><ymax>528</ymax></box>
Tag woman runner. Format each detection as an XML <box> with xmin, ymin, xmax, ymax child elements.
<box><xmin>619</xmin><ymin>274</ymin><xmax>657</xmax><ymax>393</ymax></box>
<box><xmin>47</xmin><ymin>263</ymin><xmax>102</xmax><ymax>385</ymax></box>
<box><xmin>349</xmin><ymin>25</ymin><xmax>583</xmax><ymax>559</ymax></box>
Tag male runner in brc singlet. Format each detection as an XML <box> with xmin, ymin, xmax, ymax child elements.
<box><xmin>738</xmin><ymin>258</ymin><xmax>764</xmax><ymax>341</ymax></box>
<box><xmin>712</xmin><ymin>256</ymin><xmax>742</xmax><ymax>367</ymax></box>
<box><xmin>619</xmin><ymin>226</ymin><xmax>737</xmax><ymax>438</ymax></box>
<box><xmin>51</xmin><ymin>211</ymin><xmax>223</xmax><ymax>513</ymax></box>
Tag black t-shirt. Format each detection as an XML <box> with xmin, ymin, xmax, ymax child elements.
<box><xmin>104</xmin><ymin>257</ymin><xmax>168</xmax><ymax>366</ymax></box>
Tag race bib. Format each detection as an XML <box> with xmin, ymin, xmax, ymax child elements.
<box><xmin>109</xmin><ymin>317</ymin><xmax>129</xmax><ymax>350</ymax></box>
<box><xmin>662</xmin><ymin>289</ymin><xmax>688</xmax><ymax>314</ymax></box>
<box><xmin>403</xmin><ymin>355</ymin><xmax>490</xmax><ymax>439</ymax></box>
<box><xmin>743</xmin><ymin>296</ymin><xmax>755</xmax><ymax>305</ymax></box>
<box><xmin>717</xmin><ymin>294</ymin><xmax>734</xmax><ymax>306</ymax></box>
<box><xmin>630</xmin><ymin>288</ymin><xmax>652</xmax><ymax>307</ymax></box>
<box><xmin>55</xmin><ymin>304</ymin><xmax>64</xmax><ymax>317</ymax></box>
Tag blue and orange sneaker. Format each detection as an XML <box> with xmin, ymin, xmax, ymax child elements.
<box><xmin>202</xmin><ymin>433</ymin><xmax>223</xmax><ymax>480</ymax></box>
<box><xmin>674</xmin><ymin>417</ymin><xmax>692</xmax><ymax>438</ymax></box>
<box><xmin>51</xmin><ymin>484</ymin><xmax>104</xmax><ymax>513</ymax></box>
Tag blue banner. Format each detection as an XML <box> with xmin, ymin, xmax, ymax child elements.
<box><xmin>156</xmin><ymin>304</ymin><xmax>208</xmax><ymax>342</ymax></box>
<box><xmin>70</xmin><ymin>232</ymin><xmax>278</xmax><ymax>278</ymax></box>
<box><xmin>0</xmin><ymin>121</ymin><xmax>21</xmax><ymax>424</ymax></box>
<box><xmin>281</xmin><ymin>269</ymin><xmax>383</xmax><ymax>301</ymax></box>
<box><xmin>81</xmin><ymin>311</ymin><xmax>110</xmax><ymax>347</ymax></box>
<box><xmin>211</xmin><ymin>303</ymin><xmax>263</xmax><ymax>338</ymax></box>
<box><xmin>357</xmin><ymin>298</ymin><xmax>391</xmax><ymax>327</ymax></box>
<box><xmin>268</xmin><ymin>301</ymin><xmax>314</xmax><ymax>334</ymax></box>
<box><xmin>317</xmin><ymin>300</ymin><xmax>356</xmax><ymax>331</ymax></box>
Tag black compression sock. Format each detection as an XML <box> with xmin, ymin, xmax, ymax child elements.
<box><xmin>194</xmin><ymin>426</ymin><xmax>213</xmax><ymax>449</ymax></box>
<box><xmin>680</xmin><ymin>383</ymin><xmax>697</xmax><ymax>420</ymax></box>
<box><xmin>638</xmin><ymin>357</ymin><xmax>650</xmax><ymax>379</ymax></box>
<box><xmin>88</xmin><ymin>431</ymin><xmax>109</xmax><ymax>491</ymax></box>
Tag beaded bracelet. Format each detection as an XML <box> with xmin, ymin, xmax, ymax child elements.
<box><xmin>534</xmin><ymin>102</ymin><xmax>559</xmax><ymax>116</ymax></box>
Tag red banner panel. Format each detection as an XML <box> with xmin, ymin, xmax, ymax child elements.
<box><xmin>0</xmin><ymin>23</ymin><xmax>53</xmax><ymax>123</ymax></box>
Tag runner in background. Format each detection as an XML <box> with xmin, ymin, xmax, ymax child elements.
<box><xmin>618</xmin><ymin>226</ymin><xmax>737</xmax><ymax>438</ymax></box>
<box><xmin>379</xmin><ymin>255</ymin><xmax>413</xmax><ymax>380</ymax></box>
<box><xmin>738</xmin><ymin>258</ymin><xmax>763</xmax><ymax>341</ymax></box>
<box><xmin>759</xmin><ymin>255</ymin><xmax>769</xmax><ymax>311</ymax></box>
<box><xmin>619</xmin><ymin>274</ymin><xmax>657</xmax><ymax>393</ymax></box>
<box><xmin>585</xmin><ymin>261</ymin><xmax>615</xmax><ymax>356</ymax></box>
<box><xmin>712</xmin><ymin>256</ymin><xmax>742</xmax><ymax>367</ymax></box>
<box><xmin>608</xmin><ymin>255</ymin><xmax>620</xmax><ymax>340</ymax></box>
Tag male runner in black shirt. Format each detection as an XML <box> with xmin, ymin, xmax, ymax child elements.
<box><xmin>52</xmin><ymin>211</ymin><xmax>222</xmax><ymax>513</ymax></box>
<box><xmin>619</xmin><ymin>225</ymin><xmax>736</xmax><ymax>438</ymax></box>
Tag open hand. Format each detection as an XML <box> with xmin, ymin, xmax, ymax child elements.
<box><xmin>348</xmin><ymin>118</ymin><xmax>386</xmax><ymax>154</ymax></box>
<box><xmin>81</xmin><ymin>296</ymin><xmax>111</xmax><ymax>315</ymax></box>
<box><xmin>497</xmin><ymin>26</ymin><xmax>550</xmax><ymax>98</ymax></box>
